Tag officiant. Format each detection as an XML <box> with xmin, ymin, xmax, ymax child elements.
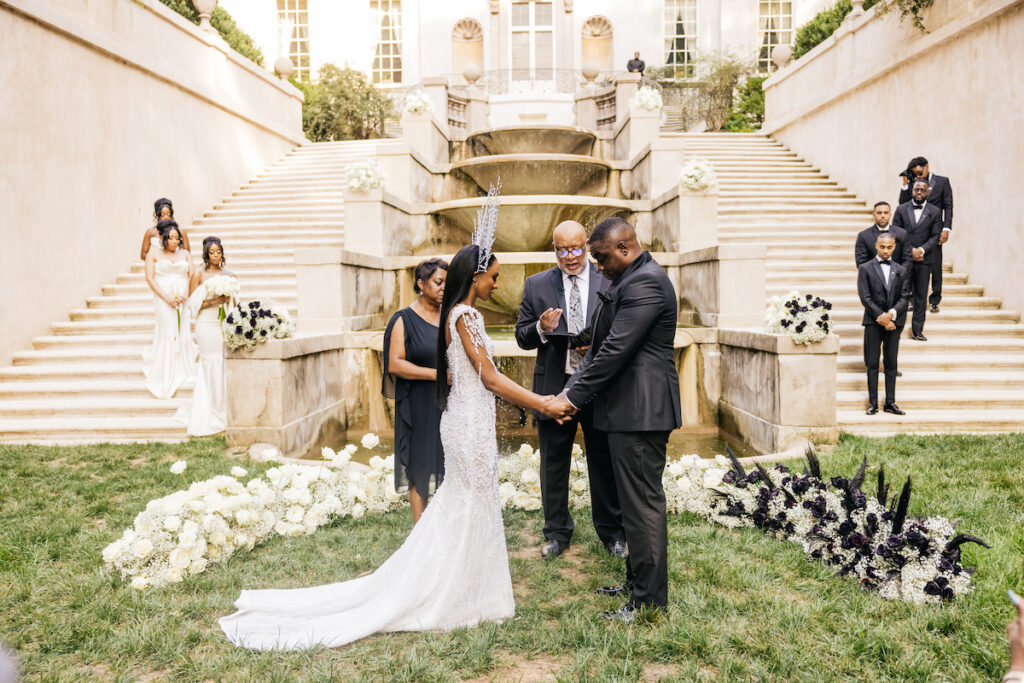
<box><xmin>515</xmin><ymin>221</ymin><xmax>627</xmax><ymax>559</ymax></box>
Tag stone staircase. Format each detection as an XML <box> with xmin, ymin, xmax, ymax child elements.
<box><xmin>668</xmin><ymin>132</ymin><xmax>1024</xmax><ymax>435</ymax></box>
<box><xmin>0</xmin><ymin>140</ymin><xmax>380</xmax><ymax>444</ymax></box>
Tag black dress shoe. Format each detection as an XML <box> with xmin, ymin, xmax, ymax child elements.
<box><xmin>866</xmin><ymin>405</ymin><xmax>878</xmax><ymax>415</ymax></box>
<box><xmin>594</xmin><ymin>581</ymin><xmax>633</xmax><ymax>596</ymax></box>
<box><xmin>541</xmin><ymin>539</ymin><xmax>566</xmax><ymax>558</ymax></box>
<box><xmin>930</xmin><ymin>304</ymin><xmax>940</xmax><ymax>313</ymax></box>
<box><xmin>605</xmin><ymin>540</ymin><xmax>627</xmax><ymax>558</ymax></box>
<box><xmin>600</xmin><ymin>604</ymin><xmax>636</xmax><ymax>623</ymax></box>
<box><xmin>911</xmin><ymin>334</ymin><xmax>927</xmax><ymax>341</ymax></box>
<box><xmin>883</xmin><ymin>403</ymin><xmax>906</xmax><ymax>415</ymax></box>
<box><xmin>897</xmin><ymin>371</ymin><xmax>903</xmax><ymax>377</ymax></box>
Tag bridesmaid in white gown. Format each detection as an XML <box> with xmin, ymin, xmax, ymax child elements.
<box><xmin>143</xmin><ymin>221</ymin><xmax>195</xmax><ymax>400</ymax></box>
<box><xmin>219</xmin><ymin>244</ymin><xmax>559</xmax><ymax>650</ymax></box>
<box><xmin>140</xmin><ymin>198</ymin><xmax>190</xmax><ymax>260</ymax></box>
<box><xmin>175</xmin><ymin>237</ymin><xmax>236</xmax><ymax>436</ymax></box>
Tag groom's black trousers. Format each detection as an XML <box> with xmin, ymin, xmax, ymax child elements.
<box><xmin>537</xmin><ymin>401</ymin><xmax>625</xmax><ymax>547</ymax></box>
<box><xmin>606</xmin><ymin>430</ymin><xmax>669</xmax><ymax>609</ymax></box>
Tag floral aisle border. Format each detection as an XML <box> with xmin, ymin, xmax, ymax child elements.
<box><xmin>105</xmin><ymin>440</ymin><xmax>986</xmax><ymax>603</ymax></box>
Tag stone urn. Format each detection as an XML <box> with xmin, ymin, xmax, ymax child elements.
<box><xmin>463</xmin><ymin>63</ymin><xmax>482</xmax><ymax>85</ymax></box>
<box><xmin>274</xmin><ymin>56</ymin><xmax>295</xmax><ymax>80</ymax></box>
<box><xmin>771</xmin><ymin>45</ymin><xmax>792</xmax><ymax>70</ymax></box>
<box><xmin>192</xmin><ymin>0</ymin><xmax>217</xmax><ymax>31</ymax></box>
<box><xmin>581</xmin><ymin>61</ymin><xmax>600</xmax><ymax>83</ymax></box>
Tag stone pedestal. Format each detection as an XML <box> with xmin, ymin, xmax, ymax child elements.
<box><xmin>717</xmin><ymin>330</ymin><xmax>840</xmax><ymax>453</ymax></box>
<box><xmin>613</xmin><ymin>72</ymin><xmax>642</xmax><ymax>124</ymax></box>
<box><xmin>651</xmin><ymin>185</ymin><xmax>719</xmax><ymax>251</ymax></box>
<box><xmin>225</xmin><ymin>334</ymin><xmax>347</xmax><ymax>459</ymax></box>
<box><xmin>341</xmin><ymin>189</ymin><xmax>418</xmax><ymax>256</ymax></box>
<box><xmin>670</xmin><ymin>244</ymin><xmax>766</xmax><ymax>329</ymax></box>
<box><xmin>626</xmin><ymin>107</ymin><xmax>661</xmax><ymax>161</ymax></box>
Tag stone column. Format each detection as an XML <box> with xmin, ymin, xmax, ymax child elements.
<box><xmin>342</xmin><ymin>188</ymin><xmax>388</xmax><ymax>255</ymax></box>
<box><xmin>677</xmin><ymin>185</ymin><xmax>719</xmax><ymax>250</ymax></box>
<box><xmin>296</xmin><ymin>247</ymin><xmax>346</xmax><ymax>333</ymax></box>
<box><xmin>614</xmin><ymin>72</ymin><xmax>642</xmax><ymax>123</ymax></box>
<box><xmin>465</xmin><ymin>86</ymin><xmax>490</xmax><ymax>133</ymax></box>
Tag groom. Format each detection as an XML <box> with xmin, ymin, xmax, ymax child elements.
<box><xmin>545</xmin><ymin>217</ymin><xmax>681</xmax><ymax>622</ymax></box>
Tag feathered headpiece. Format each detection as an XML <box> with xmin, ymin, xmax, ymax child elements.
<box><xmin>472</xmin><ymin>181</ymin><xmax>501</xmax><ymax>272</ymax></box>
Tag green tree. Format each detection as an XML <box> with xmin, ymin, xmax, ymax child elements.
<box><xmin>295</xmin><ymin>64</ymin><xmax>395</xmax><ymax>141</ymax></box>
<box><xmin>157</xmin><ymin>0</ymin><xmax>264</xmax><ymax>66</ymax></box>
<box><xmin>723</xmin><ymin>75</ymin><xmax>766</xmax><ymax>132</ymax></box>
<box><xmin>696</xmin><ymin>52</ymin><xmax>754</xmax><ymax>131</ymax></box>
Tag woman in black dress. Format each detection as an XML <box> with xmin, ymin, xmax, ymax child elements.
<box><xmin>382</xmin><ymin>259</ymin><xmax>449</xmax><ymax>523</ymax></box>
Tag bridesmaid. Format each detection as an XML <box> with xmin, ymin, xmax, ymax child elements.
<box><xmin>140</xmin><ymin>198</ymin><xmax>190</xmax><ymax>260</ymax></box>
<box><xmin>143</xmin><ymin>221</ymin><xmax>196</xmax><ymax>399</ymax></box>
<box><xmin>175</xmin><ymin>237</ymin><xmax>236</xmax><ymax>435</ymax></box>
<box><xmin>382</xmin><ymin>259</ymin><xmax>449</xmax><ymax>523</ymax></box>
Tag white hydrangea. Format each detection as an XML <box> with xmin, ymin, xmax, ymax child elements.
<box><xmin>403</xmin><ymin>90</ymin><xmax>433</xmax><ymax>114</ymax></box>
<box><xmin>345</xmin><ymin>160</ymin><xmax>386</xmax><ymax>194</ymax></box>
<box><xmin>678</xmin><ymin>157</ymin><xmax>717</xmax><ymax>191</ymax></box>
<box><xmin>630</xmin><ymin>85</ymin><xmax>663</xmax><ymax>111</ymax></box>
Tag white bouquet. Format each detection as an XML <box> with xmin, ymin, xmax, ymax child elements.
<box><xmin>403</xmin><ymin>90</ymin><xmax>433</xmax><ymax>114</ymax></box>
<box><xmin>678</xmin><ymin>158</ymin><xmax>718</xmax><ymax>191</ymax></box>
<box><xmin>203</xmin><ymin>274</ymin><xmax>240</xmax><ymax>324</ymax></box>
<box><xmin>345</xmin><ymin>160</ymin><xmax>386</xmax><ymax>194</ymax></box>
<box><xmin>630</xmin><ymin>85</ymin><xmax>663</xmax><ymax>112</ymax></box>
<box><xmin>765</xmin><ymin>291</ymin><xmax>833</xmax><ymax>344</ymax></box>
<box><xmin>222</xmin><ymin>298</ymin><xmax>294</xmax><ymax>351</ymax></box>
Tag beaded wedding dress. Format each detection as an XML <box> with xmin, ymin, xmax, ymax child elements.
<box><xmin>219</xmin><ymin>304</ymin><xmax>514</xmax><ymax>650</ymax></box>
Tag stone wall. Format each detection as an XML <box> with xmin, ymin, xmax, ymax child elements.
<box><xmin>0</xmin><ymin>0</ymin><xmax>304</xmax><ymax>365</ymax></box>
<box><xmin>763</xmin><ymin>0</ymin><xmax>1024</xmax><ymax>312</ymax></box>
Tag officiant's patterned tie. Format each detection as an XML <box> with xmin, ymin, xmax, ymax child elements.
<box><xmin>568</xmin><ymin>275</ymin><xmax>583</xmax><ymax>372</ymax></box>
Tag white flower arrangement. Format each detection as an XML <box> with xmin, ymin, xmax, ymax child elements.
<box><xmin>630</xmin><ymin>85</ymin><xmax>663</xmax><ymax>112</ymax></box>
<box><xmin>765</xmin><ymin>291</ymin><xmax>833</xmax><ymax>344</ymax></box>
<box><xmin>403</xmin><ymin>90</ymin><xmax>433</xmax><ymax>114</ymax></box>
<box><xmin>677</xmin><ymin>158</ymin><xmax>718</xmax><ymax>191</ymax></box>
<box><xmin>204</xmin><ymin>275</ymin><xmax>239</xmax><ymax>300</ymax></box>
<box><xmin>222</xmin><ymin>299</ymin><xmax>294</xmax><ymax>351</ymax></box>
<box><xmin>170</xmin><ymin>460</ymin><xmax>187</xmax><ymax>475</ymax></box>
<box><xmin>345</xmin><ymin>160</ymin><xmax>386</xmax><ymax>194</ymax></box>
<box><xmin>496</xmin><ymin>442</ymin><xmax>591</xmax><ymax>511</ymax></box>
<box><xmin>361</xmin><ymin>433</ymin><xmax>381</xmax><ymax>450</ymax></box>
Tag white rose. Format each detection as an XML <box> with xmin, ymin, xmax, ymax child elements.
<box><xmin>162</xmin><ymin>516</ymin><xmax>181</xmax><ymax>532</ymax></box>
<box><xmin>102</xmin><ymin>541</ymin><xmax>123</xmax><ymax>564</ymax></box>
<box><xmin>169</xmin><ymin>547</ymin><xmax>192</xmax><ymax>570</ymax></box>
<box><xmin>571</xmin><ymin>479</ymin><xmax>587</xmax><ymax>493</ymax></box>
<box><xmin>369</xmin><ymin>455</ymin><xmax>386</xmax><ymax>471</ymax></box>
<box><xmin>167</xmin><ymin>568</ymin><xmax>184</xmax><ymax>583</ymax></box>
<box><xmin>571</xmin><ymin>443</ymin><xmax>583</xmax><ymax>458</ymax></box>
<box><xmin>351</xmin><ymin>503</ymin><xmax>365</xmax><ymax>519</ymax></box>
<box><xmin>520</xmin><ymin>468</ymin><xmax>540</xmax><ymax>485</ymax></box>
<box><xmin>321</xmin><ymin>447</ymin><xmax>337</xmax><ymax>461</ymax></box>
<box><xmin>234</xmin><ymin>509</ymin><xmax>253</xmax><ymax>525</ymax></box>
<box><xmin>230</xmin><ymin>466</ymin><xmax>248</xmax><ymax>478</ymax></box>
<box><xmin>170</xmin><ymin>460</ymin><xmax>187</xmax><ymax>475</ymax></box>
<box><xmin>130</xmin><ymin>576</ymin><xmax>150</xmax><ymax>590</ymax></box>
<box><xmin>714</xmin><ymin>454</ymin><xmax>730</xmax><ymax>467</ymax></box>
<box><xmin>703</xmin><ymin>469</ymin><xmax>725</xmax><ymax>488</ymax></box>
<box><xmin>361</xmin><ymin>433</ymin><xmax>381</xmax><ymax>449</ymax></box>
<box><xmin>132</xmin><ymin>539</ymin><xmax>154</xmax><ymax>559</ymax></box>
<box><xmin>209</xmin><ymin>529</ymin><xmax>227</xmax><ymax>546</ymax></box>
<box><xmin>187</xmin><ymin>499</ymin><xmax>206</xmax><ymax>513</ymax></box>
<box><xmin>286</xmin><ymin>506</ymin><xmax>305</xmax><ymax>524</ymax></box>
<box><xmin>344</xmin><ymin>444</ymin><xmax>358</xmax><ymax>455</ymax></box>
<box><xmin>189</xmin><ymin>558</ymin><xmax>208</xmax><ymax>574</ymax></box>
<box><xmin>517</xmin><ymin>443</ymin><xmax>533</xmax><ymax>457</ymax></box>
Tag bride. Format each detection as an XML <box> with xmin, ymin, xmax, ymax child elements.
<box><xmin>219</xmin><ymin>240</ymin><xmax>558</xmax><ymax>650</ymax></box>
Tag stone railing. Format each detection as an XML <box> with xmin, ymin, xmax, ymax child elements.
<box><xmin>447</xmin><ymin>93</ymin><xmax>468</xmax><ymax>132</ymax></box>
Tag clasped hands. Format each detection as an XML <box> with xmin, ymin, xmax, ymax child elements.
<box><xmin>875</xmin><ymin>311</ymin><xmax>897</xmax><ymax>331</ymax></box>
<box><xmin>540</xmin><ymin>392</ymin><xmax>576</xmax><ymax>424</ymax></box>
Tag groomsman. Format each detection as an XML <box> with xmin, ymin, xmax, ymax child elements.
<box><xmin>858</xmin><ymin>232</ymin><xmax>911</xmax><ymax>415</ymax></box>
<box><xmin>898</xmin><ymin>156</ymin><xmax>954</xmax><ymax>312</ymax></box>
<box><xmin>855</xmin><ymin>201</ymin><xmax>911</xmax><ymax>267</ymax></box>
<box><xmin>892</xmin><ymin>178</ymin><xmax>943</xmax><ymax>341</ymax></box>
<box><xmin>545</xmin><ymin>217</ymin><xmax>681</xmax><ymax>623</ymax></box>
<box><xmin>515</xmin><ymin>221</ymin><xmax>627</xmax><ymax>559</ymax></box>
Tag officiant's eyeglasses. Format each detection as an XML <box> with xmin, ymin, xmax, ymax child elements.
<box><xmin>555</xmin><ymin>247</ymin><xmax>585</xmax><ymax>258</ymax></box>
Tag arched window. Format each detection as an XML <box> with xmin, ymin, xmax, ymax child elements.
<box><xmin>452</xmin><ymin>18</ymin><xmax>484</xmax><ymax>78</ymax></box>
<box><xmin>580</xmin><ymin>15</ymin><xmax>613</xmax><ymax>77</ymax></box>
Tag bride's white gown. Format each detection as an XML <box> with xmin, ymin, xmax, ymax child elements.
<box><xmin>219</xmin><ymin>304</ymin><xmax>515</xmax><ymax>650</ymax></box>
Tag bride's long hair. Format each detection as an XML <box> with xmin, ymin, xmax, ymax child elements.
<box><xmin>436</xmin><ymin>244</ymin><xmax>496</xmax><ymax>411</ymax></box>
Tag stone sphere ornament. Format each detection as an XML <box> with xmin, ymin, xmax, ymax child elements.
<box><xmin>192</xmin><ymin>0</ymin><xmax>217</xmax><ymax>31</ymax></box>
<box><xmin>274</xmin><ymin>56</ymin><xmax>295</xmax><ymax>80</ymax></box>
<box><xmin>463</xmin><ymin>63</ymin><xmax>482</xmax><ymax>85</ymax></box>
<box><xmin>771</xmin><ymin>45</ymin><xmax>792</xmax><ymax>70</ymax></box>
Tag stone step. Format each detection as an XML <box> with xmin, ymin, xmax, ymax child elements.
<box><xmin>0</xmin><ymin>362</ymin><xmax>152</xmax><ymax>380</ymax></box>
<box><xmin>217</xmin><ymin>196</ymin><xmax>344</xmax><ymax>209</ymax></box>
<box><xmin>186</xmin><ymin>234</ymin><xmax>343</xmax><ymax>247</ymax></box>
<box><xmin>193</xmin><ymin>215</ymin><xmax>346</xmax><ymax>226</ymax></box>
<box><xmin>836</xmin><ymin>353</ymin><xmax>1024</xmax><ymax>372</ymax></box>
<box><xmin>199</xmin><ymin>206</ymin><xmax>345</xmax><ymax>218</ymax></box>
<box><xmin>51</xmin><ymin>316</ymin><xmax>295</xmax><ymax>336</ymax></box>
<box><xmin>767</xmin><ymin>283</ymin><xmax>985</xmax><ymax>297</ymax></box>
<box><xmin>831</xmin><ymin>309</ymin><xmax>1018</xmax><ymax>324</ymax></box>
<box><xmin>719</xmin><ymin>206</ymin><xmax>871</xmax><ymax>217</ymax></box>
<box><xmin>13</xmin><ymin>347</ymin><xmax>148</xmax><ymax>365</ymax></box>
<box><xmin>837</xmin><ymin>409</ymin><xmax>1024</xmax><ymax>435</ymax></box>
<box><xmin>720</xmin><ymin>189</ymin><xmax>859</xmax><ymax>199</ymax></box>
<box><xmin>32</xmin><ymin>334</ymin><xmax>153</xmax><ymax>349</ymax></box>
<box><xmin>0</xmin><ymin>379</ymin><xmax>190</xmax><ymax>399</ymax></box>
<box><xmin>85</xmin><ymin>291</ymin><xmax>296</xmax><ymax>308</ymax></box>
<box><xmin>823</xmin><ymin>295</ymin><xmax>1002</xmax><ymax>310</ymax></box>
<box><xmin>837</xmin><ymin>390</ymin><xmax>1024</xmax><ymax>410</ymax></box>
<box><xmin>66</xmin><ymin>305</ymin><xmax>297</xmax><ymax>323</ymax></box>
<box><xmin>103</xmin><ymin>279</ymin><xmax>294</xmax><ymax>295</ymax></box>
<box><xmin>836</xmin><ymin>371</ymin><xmax>1024</xmax><ymax>390</ymax></box>
<box><xmin>0</xmin><ymin>397</ymin><xmax>188</xmax><ymax>417</ymax></box>
<box><xmin>241</xmin><ymin>179</ymin><xmax>349</xmax><ymax>191</ymax></box>
<box><xmin>0</xmin><ymin>416</ymin><xmax>188</xmax><ymax>443</ymax></box>
<box><xmin>765</xmin><ymin>272</ymin><xmax>966</xmax><ymax>284</ymax></box>
<box><xmin>188</xmin><ymin>227</ymin><xmax>344</xmax><ymax>239</ymax></box>
<box><xmin>832</xmin><ymin>316</ymin><xmax>1023</xmax><ymax>334</ymax></box>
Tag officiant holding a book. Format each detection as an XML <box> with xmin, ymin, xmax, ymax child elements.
<box><xmin>515</xmin><ymin>221</ymin><xmax>627</xmax><ymax>560</ymax></box>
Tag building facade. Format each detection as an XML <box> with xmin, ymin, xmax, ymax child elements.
<box><xmin>219</xmin><ymin>0</ymin><xmax>830</xmax><ymax>87</ymax></box>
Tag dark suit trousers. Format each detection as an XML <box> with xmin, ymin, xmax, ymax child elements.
<box><xmin>928</xmin><ymin>244</ymin><xmax>943</xmax><ymax>306</ymax></box>
<box><xmin>537</xmin><ymin>400</ymin><xmax>625</xmax><ymax>547</ymax></box>
<box><xmin>606</xmin><ymin>431</ymin><xmax>669</xmax><ymax>608</ymax></box>
<box><xmin>910</xmin><ymin>261</ymin><xmax>931</xmax><ymax>336</ymax></box>
<box><xmin>864</xmin><ymin>324</ymin><xmax>902</xmax><ymax>406</ymax></box>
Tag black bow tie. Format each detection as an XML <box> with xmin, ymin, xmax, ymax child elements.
<box><xmin>879</xmin><ymin>259</ymin><xmax>892</xmax><ymax>265</ymax></box>
<box><xmin>912</xmin><ymin>203</ymin><xmax>924</xmax><ymax>210</ymax></box>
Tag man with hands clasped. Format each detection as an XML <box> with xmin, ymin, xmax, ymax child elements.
<box><xmin>515</xmin><ymin>221</ymin><xmax>627</xmax><ymax>560</ymax></box>
<box><xmin>541</xmin><ymin>218</ymin><xmax>681</xmax><ymax>623</ymax></box>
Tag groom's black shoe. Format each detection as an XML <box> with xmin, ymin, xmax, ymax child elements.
<box><xmin>600</xmin><ymin>604</ymin><xmax>636</xmax><ymax>624</ymax></box>
<box><xmin>605</xmin><ymin>540</ymin><xmax>627</xmax><ymax>558</ymax></box>
<box><xmin>541</xmin><ymin>539</ymin><xmax>566</xmax><ymax>558</ymax></box>
<box><xmin>594</xmin><ymin>581</ymin><xmax>633</xmax><ymax>597</ymax></box>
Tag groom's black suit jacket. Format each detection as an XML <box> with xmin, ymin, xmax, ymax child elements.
<box><xmin>515</xmin><ymin>263</ymin><xmax>607</xmax><ymax>408</ymax></box>
<box><xmin>565</xmin><ymin>251</ymin><xmax>681</xmax><ymax>432</ymax></box>
<box><xmin>892</xmin><ymin>201</ymin><xmax>943</xmax><ymax>265</ymax></box>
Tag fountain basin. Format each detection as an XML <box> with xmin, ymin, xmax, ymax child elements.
<box><xmin>466</xmin><ymin>125</ymin><xmax>596</xmax><ymax>157</ymax></box>
<box><xmin>432</xmin><ymin>195</ymin><xmax>633</xmax><ymax>252</ymax></box>
<box><xmin>451</xmin><ymin>153</ymin><xmax>612</xmax><ymax>196</ymax></box>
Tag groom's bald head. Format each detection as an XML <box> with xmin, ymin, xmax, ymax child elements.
<box><xmin>588</xmin><ymin>217</ymin><xmax>641</xmax><ymax>280</ymax></box>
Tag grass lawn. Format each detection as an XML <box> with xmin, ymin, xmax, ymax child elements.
<box><xmin>1</xmin><ymin>433</ymin><xmax>1023</xmax><ymax>681</ymax></box>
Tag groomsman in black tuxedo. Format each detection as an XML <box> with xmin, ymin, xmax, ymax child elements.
<box><xmin>892</xmin><ymin>178</ymin><xmax>943</xmax><ymax>341</ymax></box>
<box><xmin>898</xmin><ymin>156</ymin><xmax>954</xmax><ymax>312</ymax></box>
<box><xmin>858</xmin><ymin>232</ymin><xmax>911</xmax><ymax>415</ymax></box>
<box><xmin>544</xmin><ymin>217</ymin><xmax>681</xmax><ymax>623</ymax></box>
<box><xmin>855</xmin><ymin>201</ymin><xmax>911</xmax><ymax>267</ymax></box>
<box><xmin>516</xmin><ymin>221</ymin><xmax>626</xmax><ymax>560</ymax></box>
